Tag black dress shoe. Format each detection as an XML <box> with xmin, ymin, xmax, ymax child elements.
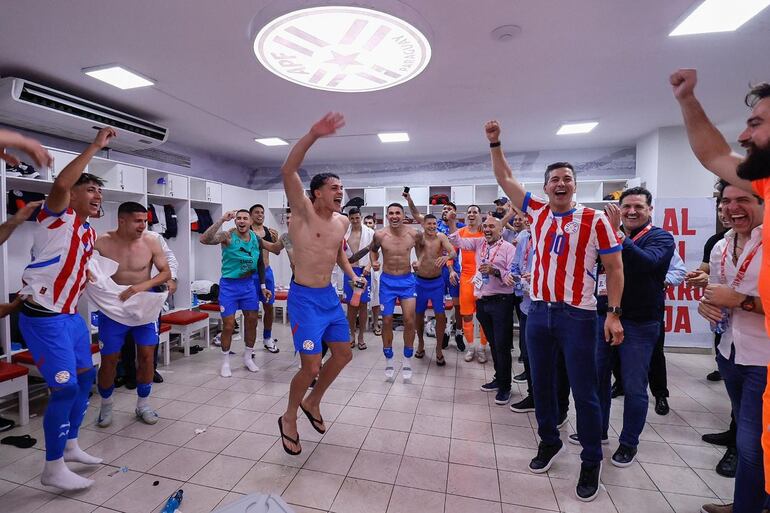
<box><xmin>706</xmin><ymin>370</ymin><xmax>722</xmax><ymax>382</ymax></box>
<box><xmin>702</xmin><ymin>429</ymin><xmax>733</xmax><ymax>447</ymax></box>
<box><xmin>124</xmin><ymin>378</ymin><xmax>137</xmax><ymax>390</ymax></box>
<box><xmin>716</xmin><ymin>447</ymin><xmax>737</xmax><ymax>478</ymax></box>
<box><xmin>611</xmin><ymin>382</ymin><xmax>624</xmax><ymax>398</ymax></box>
<box><xmin>153</xmin><ymin>370</ymin><xmax>164</xmax><ymax>383</ymax></box>
<box><xmin>654</xmin><ymin>396</ymin><xmax>669</xmax><ymax>416</ymax></box>
<box><xmin>114</xmin><ymin>376</ymin><xmax>125</xmax><ymax>388</ymax></box>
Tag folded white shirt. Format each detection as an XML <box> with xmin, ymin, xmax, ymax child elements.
<box><xmin>85</xmin><ymin>252</ymin><xmax>167</xmax><ymax>326</ymax></box>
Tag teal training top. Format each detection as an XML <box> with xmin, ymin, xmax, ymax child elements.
<box><xmin>221</xmin><ymin>230</ymin><xmax>260</xmax><ymax>279</ymax></box>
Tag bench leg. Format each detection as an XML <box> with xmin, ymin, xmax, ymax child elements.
<box><xmin>19</xmin><ymin>383</ymin><xmax>29</xmax><ymax>426</ymax></box>
<box><xmin>183</xmin><ymin>332</ymin><xmax>190</xmax><ymax>357</ymax></box>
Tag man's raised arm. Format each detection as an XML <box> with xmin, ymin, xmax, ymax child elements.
<box><xmin>403</xmin><ymin>191</ymin><xmax>425</xmax><ymax>224</ymax></box>
<box><xmin>282</xmin><ymin>112</ymin><xmax>345</xmax><ymax>215</ymax></box>
<box><xmin>670</xmin><ymin>69</ymin><xmax>751</xmax><ymax>193</ymax></box>
<box><xmin>485</xmin><ymin>120</ymin><xmax>527</xmax><ymax>210</ymax></box>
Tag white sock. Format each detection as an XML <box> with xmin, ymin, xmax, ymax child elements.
<box><xmin>220</xmin><ymin>349</ymin><xmax>232</xmax><ymax>377</ymax></box>
<box><xmin>136</xmin><ymin>395</ymin><xmax>150</xmax><ymax>410</ymax></box>
<box><xmin>41</xmin><ymin>458</ymin><xmax>94</xmax><ymax>491</ymax></box>
<box><xmin>243</xmin><ymin>347</ymin><xmax>259</xmax><ymax>372</ymax></box>
<box><xmin>101</xmin><ymin>395</ymin><xmax>114</xmax><ymax>406</ymax></box>
<box><xmin>63</xmin><ymin>439</ymin><xmax>102</xmax><ymax>465</ymax></box>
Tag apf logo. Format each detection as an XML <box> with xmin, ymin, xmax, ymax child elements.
<box><xmin>254</xmin><ymin>6</ymin><xmax>431</xmax><ymax>93</ymax></box>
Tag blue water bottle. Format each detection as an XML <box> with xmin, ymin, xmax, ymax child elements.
<box><xmin>191</xmin><ymin>293</ymin><xmax>199</xmax><ymax>307</ymax></box>
<box><xmin>161</xmin><ymin>490</ymin><xmax>183</xmax><ymax>513</ymax></box>
<box><xmin>711</xmin><ymin>308</ymin><xmax>731</xmax><ymax>334</ymax></box>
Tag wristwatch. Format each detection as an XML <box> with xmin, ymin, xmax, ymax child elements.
<box><xmin>740</xmin><ymin>295</ymin><xmax>756</xmax><ymax>312</ymax></box>
<box><xmin>606</xmin><ymin>306</ymin><xmax>623</xmax><ymax>316</ymax></box>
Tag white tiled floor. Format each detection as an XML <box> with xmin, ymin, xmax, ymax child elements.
<box><xmin>0</xmin><ymin>323</ymin><xmax>734</xmax><ymax>513</ymax></box>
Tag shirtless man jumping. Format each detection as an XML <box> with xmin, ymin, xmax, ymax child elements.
<box><xmin>414</xmin><ymin>214</ymin><xmax>457</xmax><ymax>366</ymax></box>
<box><xmin>95</xmin><ymin>202</ymin><xmax>170</xmax><ymax>427</ymax></box>
<box><xmin>370</xmin><ymin>203</ymin><xmax>420</xmax><ymax>382</ymax></box>
<box><xmin>278</xmin><ymin>113</ymin><xmax>366</xmax><ymax>456</ymax></box>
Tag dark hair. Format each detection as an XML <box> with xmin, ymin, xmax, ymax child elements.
<box><xmin>117</xmin><ymin>202</ymin><xmax>146</xmax><ymax>216</ymax></box>
<box><xmin>309</xmin><ymin>173</ymin><xmax>340</xmax><ymax>202</ymax></box>
<box><xmin>236</xmin><ymin>209</ymin><xmax>250</xmax><ymax>215</ymax></box>
<box><xmin>717</xmin><ymin>178</ymin><xmax>764</xmax><ymax>204</ymax></box>
<box><xmin>444</xmin><ymin>201</ymin><xmax>457</xmax><ymax>210</ymax></box>
<box><xmin>424</xmin><ymin>214</ymin><xmax>437</xmax><ymax>221</ymax></box>
<box><xmin>74</xmin><ymin>173</ymin><xmax>105</xmax><ymax>187</ymax></box>
<box><xmin>467</xmin><ymin>204</ymin><xmax>481</xmax><ymax>213</ymax></box>
<box><xmin>488</xmin><ymin>212</ymin><xmax>504</xmax><ymax>220</ymax></box>
<box><xmin>544</xmin><ymin>162</ymin><xmax>576</xmax><ymax>185</ymax></box>
<box><xmin>745</xmin><ymin>83</ymin><xmax>770</xmax><ymax>108</ymax></box>
<box><xmin>249</xmin><ymin>204</ymin><xmax>264</xmax><ymax>213</ymax></box>
<box><xmin>387</xmin><ymin>202</ymin><xmax>404</xmax><ymax>212</ymax></box>
<box><xmin>363</xmin><ymin>214</ymin><xmax>374</xmax><ymax>221</ymax></box>
<box><xmin>348</xmin><ymin>207</ymin><xmax>361</xmax><ymax>216</ymax></box>
<box><xmin>619</xmin><ymin>186</ymin><xmax>653</xmax><ymax>206</ymax></box>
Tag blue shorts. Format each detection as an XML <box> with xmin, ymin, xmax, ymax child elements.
<box><xmin>343</xmin><ymin>267</ymin><xmax>372</xmax><ymax>304</ymax></box>
<box><xmin>220</xmin><ymin>276</ymin><xmax>259</xmax><ymax>318</ymax></box>
<box><xmin>442</xmin><ymin>265</ymin><xmax>460</xmax><ymax>298</ymax></box>
<box><xmin>98</xmin><ymin>312</ymin><xmax>158</xmax><ymax>356</ymax></box>
<box><xmin>380</xmin><ymin>272</ymin><xmax>417</xmax><ymax>317</ymax></box>
<box><xmin>19</xmin><ymin>312</ymin><xmax>92</xmax><ymax>387</ymax></box>
<box><xmin>416</xmin><ymin>275</ymin><xmax>446</xmax><ymax>314</ymax></box>
<box><xmin>288</xmin><ymin>281</ymin><xmax>349</xmax><ymax>354</ymax></box>
<box><xmin>257</xmin><ymin>266</ymin><xmax>276</xmax><ymax>305</ymax></box>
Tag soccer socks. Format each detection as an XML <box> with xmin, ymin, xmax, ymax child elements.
<box><xmin>402</xmin><ymin>347</ymin><xmax>413</xmax><ymax>381</ymax></box>
<box><xmin>136</xmin><ymin>382</ymin><xmax>152</xmax><ymax>410</ymax></box>
<box><xmin>98</xmin><ymin>384</ymin><xmax>114</xmax><ymax>404</ymax></box>
<box><xmin>43</xmin><ymin>383</ymin><xmax>77</xmax><ymax>461</ymax></box>
<box><xmin>220</xmin><ymin>348</ymin><xmax>232</xmax><ymax>377</ymax></box>
<box><xmin>463</xmin><ymin>319</ymin><xmax>475</xmax><ymax>345</ymax></box>
<box><xmin>263</xmin><ymin>329</ymin><xmax>272</xmax><ymax>340</ymax></box>
<box><xmin>480</xmin><ymin>327</ymin><xmax>488</xmax><ymax>346</ymax></box>
<box><xmin>67</xmin><ymin>368</ymin><xmax>95</xmax><ymax>441</ymax></box>
<box><xmin>243</xmin><ymin>346</ymin><xmax>259</xmax><ymax>372</ymax></box>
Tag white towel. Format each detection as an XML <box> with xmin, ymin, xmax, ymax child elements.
<box><xmin>85</xmin><ymin>252</ymin><xmax>168</xmax><ymax>326</ymax></box>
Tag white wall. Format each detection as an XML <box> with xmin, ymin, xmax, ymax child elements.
<box><xmin>655</xmin><ymin>126</ymin><xmax>720</xmax><ymax>198</ymax></box>
<box><xmin>634</xmin><ymin>130</ymin><xmax>660</xmax><ymax>198</ymax></box>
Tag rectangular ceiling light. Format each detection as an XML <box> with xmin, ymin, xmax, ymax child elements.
<box><xmin>556</xmin><ymin>122</ymin><xmax>598</xmax><ymax>135</ymax></box>
<box><xmin>82</xmin><ymin>65</ymin><xmax>154</xmax><ymax>89</ymax></box>
<box><xmin>254</xmin><ymin>137</ymin><xmax>289</xmax><ymax>146</ymax></box>
<box><xmin>670</xmin><ymin>0</ymin><xmax>770</xmax><ymax>36</ymax></box>
<box><xmin>378</xmin><ymin>132</ymin><xmax>410</xmax><ymax>143</ymax></box>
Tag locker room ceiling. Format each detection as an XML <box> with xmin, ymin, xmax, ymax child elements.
<box><xmin>0</xmin><ymin>0</ymin><xmax>768</xmax><ymax>166</ymax></box>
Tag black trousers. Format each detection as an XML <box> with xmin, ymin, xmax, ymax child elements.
<box><xmin>520</xmin><ymin>309</ymin><xmax>570</xmax><ymax>412</ymax></box>
<box><xmin>476</xmin><ymin>294</ymin><xmax>515</xmax><ymax>393</ymax></box>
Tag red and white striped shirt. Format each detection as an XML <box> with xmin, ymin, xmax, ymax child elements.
<box><xmin>522</xmin><ymin>193</ymin><xmax>620</xmax><ymax>310</ymax></box>
<box><xmin>20</xmin><ymin>205</ymin><xmax>96</xmax><ymax>314</ymax></box>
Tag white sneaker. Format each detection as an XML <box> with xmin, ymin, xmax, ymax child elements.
<box><xmin>263</xmin><ymin>338</ymin><xmax>279</xmax><ymax>354</ymax></box>
<box><xmin>244</xmin><ymin>358</ymin><xmax>259</xmax><ymax>373</ymax></box>
<box><xmin>220</xmin><ymin>361</ymin><xmax>232</xmax><ymax>378</ymax></box>
<box><xmin>477</xmin><ymin>346</ymin><xmax>488</xmax><ymax>363</ymax></box>
<box><xmin>402</xmin><ymin>365</ymin><xmax>413</xmax><ymax>383</ymax></box>
<box><xmin>464</xmin><ymin>347</ymin><xmax>476</xmax><ymax>362</ymax></box>
<box><xmin>212</xmin><ymin>334</ymin><xmax>222</xmax><ymax>347</ymax></box>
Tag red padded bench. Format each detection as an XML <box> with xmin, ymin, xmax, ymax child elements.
<box><xmin>196</xmin><ymin>302</ymin><xmax>244</xmax><ymax>341</ymax></box>
<box><xmin>0</xmin><ymin>361</ymin><xmax>29</xmax><ymax>426</ymax></box>
<box><xmin>160</xmin><ymin>310</ymin><xmax>210</xmax><ymax>357</ymax></box>
<box><xmin>273</xmin><ymin>290</ymin><xmax>289</xmax><ymax>323</ymax></box>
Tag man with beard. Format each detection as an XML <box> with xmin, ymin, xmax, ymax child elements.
<box><xmin>404</xmin><ymin>193</ymin><xmax>464</xmax><ymax>350</ymax></box>
<box><xmin>249</xmin><ymin>204</ymin><xmax>280</xmax><ymax>353</ymax></box>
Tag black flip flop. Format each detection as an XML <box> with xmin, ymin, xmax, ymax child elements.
<box><xmin>1</xmin><ymin>434</ymin><xmax>36</xmax><ymax>449</ymax></box>
<box><xmin>300</xmin><ymin>404</ymin><xmax>326</xmax><ymax>434</ymax></box>
<box><xmin>414</xmin><ymin>349</ymin><xmax>425</xmax><ymax>359</ymax></box>
<box><xmin>357</xmin><ymin>341</ymin><xmax>367</xmax><ymax>350</ymax></box>
<box><xmin>436</xmin><ymin>355</ymin><xmax>446</xmax><ymax>367</ymax></box>
<box><xmin>0</xmin><ymin>416</ymin><xmax>15</xmax><ymax>432</ymax></box>
<box><xmin>277</xmin><ymin>417</ymin><xmax>301</xmax><ymax>455</ymax></box>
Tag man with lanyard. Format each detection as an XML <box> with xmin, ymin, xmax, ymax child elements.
<box><xmin>671</xmin><ymin>71</ymin><xmax>770</xmax><ymax>497</ymax></box>
<box><xmin>200</xmin><ymin>210</ymin><xmax>268</xmax><ymax>377</ymax></box>
<box><xmin>404</xmin><ymin>192</ymin><xmax>464</xmax><ymax>351</ymax></box>
<box><xmin>17</xmin><ymin>128</ymin><xmax>115</xmax><ymax>491</ymax></box>
<box><xmin>698</xmin><ymin>181</ymin><xmax>768</xmax><ymax>513</ymax></box>
<box><xmin>486</xmin><ymin>120</ymin><xmax>624</xmax><ymax>502</ymax></box>
<box><xmin>343</xmin><ymin>207</ymin><xmax>375</xmax><ymax>350</ymax></box>
<box><xmin>448</xmin><ymin>205</ymin><xmax>489</xmax><ymax>363</ymax></box>
<box><xmin>249</xmin><ymin>204</ymin><xmax>280</xmax><ymax>353</ymax></box>
<box><xmin>449</xmin><ymin>213</ymin><xmax>517</xmax><ymax>404</ymax></box>
<box><xmin>590</xmin><ymin>187</ymin><xmax>674</xmax><ymax>467</ymax></box>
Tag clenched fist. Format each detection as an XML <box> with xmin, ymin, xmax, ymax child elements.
<box><xmin>670</xmin><ymin>69</ymin><xmax>697</xmax><ymax>101</ymax></box>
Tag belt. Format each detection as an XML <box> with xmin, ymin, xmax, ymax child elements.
<box><xmin>478</xmin><ymin>293</ymin><xmax>513</xmax><ymax>302</ymax></box>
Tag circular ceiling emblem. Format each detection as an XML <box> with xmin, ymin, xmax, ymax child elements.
<box><xmin>254</xmin><ymin>6</ymin><xmax>432</xmax><ymax>93</ymax></box>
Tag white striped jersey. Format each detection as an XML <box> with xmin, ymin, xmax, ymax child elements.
<box><xmin>20</xmin><ymin>205</ymin><xmax>96</xmax><ymax>314</ymax></box>
<box><xmin>522</xmin><ymin>193</ymin><xmax>620</xmax><ymax>310</ymax></box>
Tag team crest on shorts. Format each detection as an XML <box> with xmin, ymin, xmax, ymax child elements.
<box><xmin>563</xmin><ymin>221</ymin><xmax>579</xmax><ymax>234</ymax></box>
<box><xmin>302</xmin><ymin>340</ymin><xmax>314</xmax><ymax>351</ymax></box>
<box><xmin>54</xmin><ymin>370</ymin><xmax>70</xmax><ymax>384</ymax></box>
<box><xmin>219</xmin><ymin>305</ymin><xmax>225</xmax><ymax>313</ymax></box>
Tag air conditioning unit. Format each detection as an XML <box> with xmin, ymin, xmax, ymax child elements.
<box><xmin>0</xmin><ymin>77</ymin><xmax>169</xmax><ymax>152</ymax></box>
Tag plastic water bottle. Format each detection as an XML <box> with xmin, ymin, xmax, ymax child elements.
<box><xmin>192</xmin><ymin>293</ymin><xmax>199</xmax><ymax>307</ymax></box>
<box><xmin>349</xmin><ymin>280</ymin><xmax>365</xmax><ymax>307</ymax></box>
<box><xmin>510</xmin><ymin>263</ymin><xmax>523</xmax><ymax>296</ymax></box>
<box><xmin>161</xmin><ymin>490</ymin><xmax>183</xmax><ymax>513</ymax></box>
<box><xmin>710</xmin><ymin>308</ymin><xmax>731</xmax><ymax>334</ymax></box>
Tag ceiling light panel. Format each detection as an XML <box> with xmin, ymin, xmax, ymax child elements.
<box><xmin>254</xmin><ymin>137</ymin><xmax>289</xmax><ymax>146</ymax></box>
<box><xmin>556</xmin><ymin>122</ymin><xmax>598</xmax><ymax>135</ymax></box>
<box><xmin>670</xmin><ymin>0</ymin><xmax>770</xmax><ymax>36</ymax></box>
<box><xmin>254</xmin><ymin>6</ymin><xmax>432</xmax><ymax>92</ymax></box>
<box><xmin>378</xmin><ymin>132</ymin><xmax>410</xmax><ymax>143</ymax></box>
<box><xmin>82</xmin><ymin>65</ymin><xmax>154</xmax><ymax>89</ymax></box>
